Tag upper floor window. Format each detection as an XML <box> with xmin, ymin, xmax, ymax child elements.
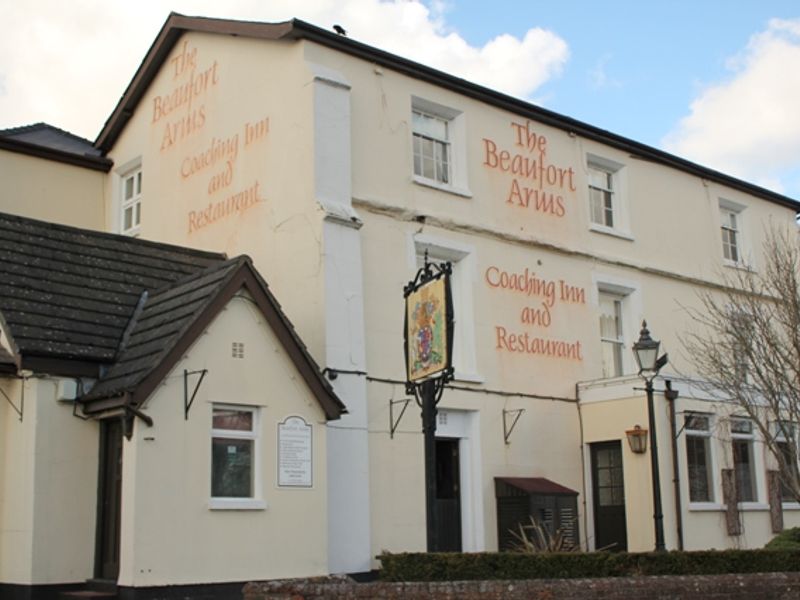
<box><xmin>588</xmin><ymin>165</ymin><xmax>615</xmax><ymax>228</ymax></box>
<box><xmin>719</xmin><ymin>199</ymin><xmax>747</xmax><ymax>266</ymax></box>
<box><xmin>411</xmin><ymin>97</ymin><xmax>471</xmax><ymax>197</ymax></box>
<box><xmin>121</xmin><ymin>167</ymin><xmax>142</xmax><ymax>236</ymax></box>
<box><xmin>413</xmin><ymin>109</ymin><xmax>450</xmax><ymax>185</ymax></box>
<box><xmin>720</xmin><ymin>208</ymin><xmax>739</xmax><ymax>262</ymax></box>
<box><xmin>586</xmin><ymin>155</ymin><xmax>629</xmax><ymax>238</ymax></box>
<box><xmin>598</xmin><ymin>291</ymin><xmax>625</xmax><ymax>378</ymax></box>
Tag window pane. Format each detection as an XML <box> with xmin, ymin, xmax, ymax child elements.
<box><xmin>211</xmin><ymin>438</ymin><xmax>253</xmax><ymax>497</ymax></box>
<box><xmin>124</xmin><ymin>176</ymin><xmax>134</xmax><ymax>201</ymax></box>
<box><xmin>413</xmin><ymin>111</ymin><xmax>447</xmax><ymax>140</ymax></box>
<box><xmin>733</xmin><ymin>439</ymin><xmax>755</xmax><ymax>502</ymax></box>
<box><xmin>123</xmin><ymin>207</ymin><xmax>133</xmax><ymax>231</ymax></box>
<box><xmin>213</xmin><ymin>408</ymin><xmax>253</xmax><ymax>431</ymax></box>
<box><xmin>685</xmin><ymin>414</ymin><xmax>709</xmax><ymax>431</ymax></box>
<box><xmin>731</xmin><ymin>419</ymin><xmax>752</xmax><ymax>434</ymax></box>
<box><xmin>686</xmin><ymin>435</ymin><xmax>712</xmax><ymax>502</ymax></box>
<box><xmin>136</xmin><ymin>171</ymin><xmax>142</xmax><ymax>194</ymax></box>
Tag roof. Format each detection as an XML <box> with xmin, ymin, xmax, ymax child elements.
<box><xmin>0</xmin><ymin>211</ymin><xmax>345</xmax><ymax>420</ymax></box>
<box><xmin>95</xmin><ymin>13</ymin><xmax>800</xmax><ymax>212</ymax></box>
<box><xmin>0</xmin><ymin>123</ymin><xmax>111</xmax><ymax>172</ymax></box>
<box><xmin>495</xmin><ymin>477</ymin><xmax>578</xmax><ymax>496</ymax></box>
<box><xmin>1</xmin><ymin>123</ymin><xmax>101</xmax><ymax>156</ymax></box>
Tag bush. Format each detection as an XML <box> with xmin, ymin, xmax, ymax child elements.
<box><xmin>766</xmin><ymin>527</ymin><xmax>800</xmax><ymax>550</ymax></box>
<box><xmin>378</xmin><ymin>549</ymin><xmax>800</xmax><ymax>581</ymax></box>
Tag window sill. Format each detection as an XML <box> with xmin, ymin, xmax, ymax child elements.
<box><xmin>588</xmin><ymin>223</ymin><xmax>634</xmax><ymax>241</ymax></box>
<box><xmin>413</xmin><ymin>175</ymin><xmax>472</xmax><ymax>198</ymax></box>
<box><xmin>738</xmin><ymin>502</ymin><xmax>769</xmax><ymax>511</ymax></box>
<box><xmin>209</xmin><ymin>498</ymin><xmax>267</xmax><ymax>511</ymax></box>
<box><xmin>723</xmin><ymin>259</ymin><xmax>754</xmax><ymax>272</ymax></box>
<box><xmin>688</xmin><ymin>502</ymin><xmax>724</xmax><ymax>512</ymax></box>
<box><xmin>782</xmin><ymin>502</ymin><xmax>800</xmax><ymax>510</ymax></box>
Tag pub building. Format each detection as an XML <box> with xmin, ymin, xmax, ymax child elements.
<box><xmin>1</xmin><ymin>13</ymin><xmax>799</xmax><ymax>599</ymax></box>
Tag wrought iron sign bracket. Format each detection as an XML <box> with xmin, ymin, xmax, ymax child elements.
<box><xmin>389</xmin><ymin>398</ymin><xmax>412</xmax><ymax>439</ymax></box>
<box><xmin>0</xmin><ymin>380</ymin><xmax>23</xmax><ymax>422</ymax></box>
<box><xmin>184</xmin><ymin>368</ymin><xmax>208</xmax><ymax>420</ymax></box>
<box><xmin>503</xmin><ymin>408</ymin><xmax>525</xmax><ymax>444</ymax></box>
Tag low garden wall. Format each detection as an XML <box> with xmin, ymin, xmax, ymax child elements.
<box><xmin>243</xmin><ymin>572</ymin><xmax>800</xmax><ymax>600</ymax></box>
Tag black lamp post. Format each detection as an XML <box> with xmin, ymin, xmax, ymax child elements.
<box><xmin>632</xmin><ymin>321</ymin><xmax>668</xmax><ymax>552</ymax></box>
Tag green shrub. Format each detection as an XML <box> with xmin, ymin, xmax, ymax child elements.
<box><xmin>766</xmin><ymin>527</ymin><xmax>800</xmax><ymax>550</ymax></box>
<box><xmin>378</xmin><ymin>549</ymin><xmax>800</xmax><ymax>581</ymax></box>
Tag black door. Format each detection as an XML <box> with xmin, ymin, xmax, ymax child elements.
<box><xmin>434</xmin><ymin>438</ymin><xmax>462</xmax><ymax>551</ymax></box>
<box><xmin>96</xmin><ymin>419</ymin><xmax>123</xmax><ymax>580</ymax></box>
<box><xmin>590</xmin><ymin>441</ymin><xmax>627</xmax><ymax>551</ymax></box>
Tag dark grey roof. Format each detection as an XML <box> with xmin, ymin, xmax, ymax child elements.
<box><xmin>0</xmin><ymin>211</ymin><xmax>226</xmax><ymax>369</ymax></box>
<box><xmin>83</xmin><ymin>258</ymin><xmax>242</xmax><ymax>400</ymax></box>
<box><xmin>0</xmin><ymin>211</ymin><xmax>345</xmax><ymax>420</ymax></box>
<box><xmin>1</xmin><ymin>123</ymin><xmax>101</xmax><ymax>156</ymax></box>
<box><xmin>0</xmin><ymin>123</ymin><xmax>111</xmax><ymax>171</ymax></box>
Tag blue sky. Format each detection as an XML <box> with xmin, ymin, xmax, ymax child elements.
<box><xmin>1</xmin><ymin>1</ymin><xmax>799</xmax><ymax>198</ymax></box>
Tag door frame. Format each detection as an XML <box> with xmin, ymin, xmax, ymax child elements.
<box><xmin>95</xmin><ymin>418</ymin><xmax>123</xmax><ymax>580</ymax></box>
<box><xmin>589</xmin><ymin>440</ymin><xmax>628</xmax><ymax>552</ymax></box>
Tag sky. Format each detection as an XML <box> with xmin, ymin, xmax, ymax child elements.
<box><xmin>2</xmin><ymin>0</ymin><xmax>799</xmax><ymax>198</ymax></box>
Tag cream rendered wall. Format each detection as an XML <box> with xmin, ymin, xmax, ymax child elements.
<box><xmin>0</xmin><ymin>378</ymin><xmax>34</xmax><ymax>584</ymax></box>
<box><xmin>0</xmin><ymin>150</ymin><xmax>105</xmax><ymax>228</ymax></box>
<box><xmin>105</xmin><ymin>33</ymin><xmax>326</xmax><ymax>358</ymax></box>
<box><xmin>117</xmin><ymin>294</ymin><xmax>329</xmax><ymax>587</ymax></box>
<box><xmin>0</xmin><ymin>377</ymin><xmax>98</xmax><ymax>585</ymax></box>
<box><xmin>300</xmin><ymin>37</ymin><xmax>799</xmax><ymax>557</ymax></box>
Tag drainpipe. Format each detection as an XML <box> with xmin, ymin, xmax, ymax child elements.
<box><xmin>575</xmin><ymin>382</ymin><xmax>589</xmax><ymax>552</ymax></box>
<box><xmin>665</xmin><ymin>380</ymin><xmax>683</xmax><ymax>550</ymax></box>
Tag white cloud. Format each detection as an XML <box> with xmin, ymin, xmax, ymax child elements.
<box><xmin>663</xmin><ymin>19</ymin><xmax>800</xmax><ymax>196</ymax></box>
<box><xmin>0</xmin><ymin>0</ymin><xmax>568</xmax><ymax>141</ymax></box>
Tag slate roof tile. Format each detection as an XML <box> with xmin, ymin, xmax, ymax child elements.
<box><xmin>0</xmin><ymin>211</ymin><xmax>226</xmax><ymax>363</ymax></box>
<box><xmin>0</xmin><ymin>211</ymin><xmax>346</xmax><ymax>420</ymax></box>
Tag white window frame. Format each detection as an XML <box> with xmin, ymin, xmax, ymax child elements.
<box><xmin>730</xmin><ymin>417</ymin><xmax>761</xmax><ymax>506</ymax></box>
<box><xmin>719</xmin><ymin>199</ymin><xmax>749</xmax><ymax>268</ymax></box>
<box><xmin>209</xmin><ymin>404</ymin><xmax>266</xmax><ymax>510</ymax></box>
<box><xmin>598</xmin><ymin>291</ymin><xmax>624</xmax><ymax>378</ymax></box>
<box><xmin>411</xmin><ymin>96</ymin><xmax>471</xmax><ymax>198</ymax></box>
<box><xmin>586</xmin><ymin>154</ymin><xmax>631</xmax><ymax>240</ymax></box>
<box><xmin>593</xmin><ymin>276</ymin><xmax>641</xmax><ymax>379</ymax></box>
<box><xmin>684</xmin><ymin>412</ymin><xmax>716</xmax><ymax>505</ymax></box>
<box><xmin>120</xmin><ymin>165</ymin><xmax>142</xmax><ymax>236</ymax></box>
<box><xmin>411</xmin><ymin>234</ymin><xmax>481</xmax><ymax>382</ymax></box>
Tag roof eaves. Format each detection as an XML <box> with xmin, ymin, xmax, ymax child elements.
<box><xmin>0</xmin><ymin>135</ymin><xmax>112</xmax><ymax>172</ymax></box>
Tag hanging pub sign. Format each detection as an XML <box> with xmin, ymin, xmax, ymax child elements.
<box><xmin>404</xmin><ymin>256</ymin><xmax>455</xmax><ymax>383</ymax></box>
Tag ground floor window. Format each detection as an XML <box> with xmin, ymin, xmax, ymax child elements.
<box><xmin>731</xmin><ymin>418</ymin><xmax>757</xmax><ymax>503</ymax></box>
<box><xmin>685</xmin><ymin>413</ymin><xmax>714</xmax><ymax>502</ymax></box>
<box><xmin>211</xmin><ymin>405</ymin><xmax>258</xmax><ymax>498</ymax></box>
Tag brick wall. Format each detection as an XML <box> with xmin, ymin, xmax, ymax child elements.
<box><xmin>243</xmin><ymin>572</ymin><xmax>800</xmax><ymax>600</ymax></box>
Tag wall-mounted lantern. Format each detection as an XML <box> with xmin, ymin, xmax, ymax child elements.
<box><xmin>625</xmin><ymin>425</ymin><xmax>648</xmax><ymax>454</ymax></box>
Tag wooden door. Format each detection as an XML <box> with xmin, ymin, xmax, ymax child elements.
<box><xmin>434</xmin><ymin>438</ymin><xmax>462</xmax><ymax>552</ymax></box>
<box><xmin>591</xmin><ymin>441</ymin><xmax>627</xmax><ymax>551</ymax></box>
<box><xmin>96</xmin><ymin>419</ymin><xmax>123</xmax><ymax>580</ymax></box>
